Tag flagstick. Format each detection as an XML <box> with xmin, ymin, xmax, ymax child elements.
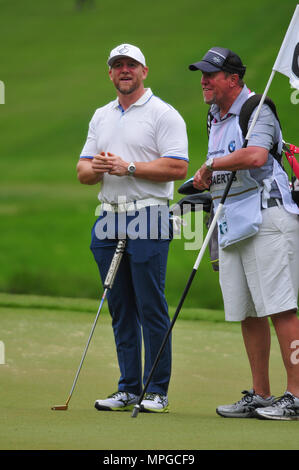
<box><xmin>245</xmin><ymin>70</ymin><xmax>276</xmax><ymax>140</ymax></box>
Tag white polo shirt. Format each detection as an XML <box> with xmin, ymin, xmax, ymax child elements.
<box><xmin>80</xmin><ymin>88</ymin><xmax>189</xmax><ymax>203</ymax></box>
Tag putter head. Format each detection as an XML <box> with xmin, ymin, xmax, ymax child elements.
<box><xmin>51</xmin><ymin>405</ymin><xmax>68</xmax><ymax>410</ymax></box>
<box><xmin>131</xmin><ymin>404</ymin><xmax>140</xmax><ymax>418</ymax></box>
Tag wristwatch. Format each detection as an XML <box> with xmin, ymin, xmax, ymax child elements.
<box><xmin>127</xmin><ymin>162</ymin><xmax>136</xmax><ymax>175</ymax></box>
<box><xmin>206</xmin><ymin>157</ymin><xmax>214</xmax><ymax>171</ymax></box>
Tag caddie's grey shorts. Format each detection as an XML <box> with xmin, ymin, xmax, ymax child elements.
<box><xmin>219</xmin><ymin>206</ymin><xmax>299</xmax><ymax>321</ymax></box>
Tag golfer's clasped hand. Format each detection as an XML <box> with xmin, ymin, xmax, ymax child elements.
<box><xmin>91</xmin><ymin>152</ymin><xmax>131</xmax><ymax>176</ymax></box>
<box><xmin>193</xmin><ymin>163</ymin><xmax>212</xmax><ymax>190</ymax></box>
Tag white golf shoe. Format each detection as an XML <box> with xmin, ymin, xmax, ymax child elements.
<box><xmin>140</xmin><ymin>393</ymin><xmax>169</xmax><ymax>413</ymax></box>
<box><xmin>255</xmin><ymin>392</ymin><xmax>299</xmax><ymax>421</ymax></box>
<box><xmin>216</xmin><ymin>389</ymin><xmax>275</xmax><ymax>418</ymax></box>
<box><xmin>94</xmin><ymin>391</ymin><xmax>138</xmax><ymax>411</ymax></box>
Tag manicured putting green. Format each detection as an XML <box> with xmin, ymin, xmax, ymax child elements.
<box><xmin>1</xmin><ymin>295</ymin><xmax>298</xmax><ymax>450</ymax></box>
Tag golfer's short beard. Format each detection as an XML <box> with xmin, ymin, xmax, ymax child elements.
<box><xmin>116</xmin><ymin>83</ymin><xmax>139</xmax><ymax>95</ymax></box>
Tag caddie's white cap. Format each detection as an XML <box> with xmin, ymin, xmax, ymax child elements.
<box><xmin>107</xmin><ymin>43</ymin><xmax>146</xmax><ymax>67</ymax></box>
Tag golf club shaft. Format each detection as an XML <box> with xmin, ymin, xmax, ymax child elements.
<box><xmin>53</xmin><ymin>239</ymin><xmax>126</xmax><ymax>409</ymax></box>
<box><xmin>132</xmin><ymin>176</ymin><xmax>236</xmax><ymax>405</ymax></box>
<box><xmin>67</xmin><ymin>289</ymin><xmax>108</xmax><ymax>403</ymax></box>
<box><xmin>131</xmin><ymin>174</ymin><xmax>237</xmax><ymax>418</ymax></box>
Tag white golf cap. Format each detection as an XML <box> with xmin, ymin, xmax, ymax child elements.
<box><xmin>107</xmin><ymin>43</ymin><xmax>146</xmax><ymax>67</ymax></box>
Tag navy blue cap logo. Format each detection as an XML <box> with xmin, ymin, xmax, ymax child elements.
<box><xmin>212</xmin><ymin>55</ymin><xmax>222</xmax><ymax>64</ymax></box>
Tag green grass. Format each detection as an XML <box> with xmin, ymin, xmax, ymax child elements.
<box><xmin>0</xmin><ymin>0</ymin><xmax>298</xmax><ymax>309</ymax></box>
<box><xmin>1</xmin><ymin>0</ymin><xmax>298</xmax><ymax>454</ymax></box>
<box><xmin>1</xmin><ymin>293</ymin><xmax>298</xmax><ymax>451</ymax></box>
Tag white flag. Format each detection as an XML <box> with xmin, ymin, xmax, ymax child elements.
<box><xmin>273</xmin><ymin>4</ymin><xmax>299</xmax><ymax>90</ymax></box>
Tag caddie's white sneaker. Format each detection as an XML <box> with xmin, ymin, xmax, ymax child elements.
<box><xmin>94</xmin><ymin>391</ymin><xmax>138</xmax><ymax>411</ymax></box>
<box><xmin>216</xmin><ymin>389</ymin><xmax>275</xmax><ymax>418</ymax></box>
<box><xmin>255</xmin><ymin>392</ymin><xmax>299</xmax><ymax>421</ymax></box>
<box><xmin>140</xmin><ymin>393</ymin><xmax>169</xmax><ymax>413</ymax></box>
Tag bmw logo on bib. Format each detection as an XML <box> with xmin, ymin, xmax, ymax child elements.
<box><xmin>228</xmin><ymin>140</ymin><xmax>236</xmax><ymax>153</ymax></box>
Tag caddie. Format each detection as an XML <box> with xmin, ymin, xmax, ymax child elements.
<box><xmin>190</xmin><ymin>46</ymin><xmax>299</xmax><ymax>420</ymax></box>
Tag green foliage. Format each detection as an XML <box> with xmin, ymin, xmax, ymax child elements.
<box><xmin>0</xmin><ymin>0</ymin><xmax>297</xmax><ymax>307</ymax></box>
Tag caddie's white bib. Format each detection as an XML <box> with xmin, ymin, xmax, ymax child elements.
<box><xmin>208</xmin><ymin>114</ymin><xmax>263</xmax><ymax>248</ymax></box>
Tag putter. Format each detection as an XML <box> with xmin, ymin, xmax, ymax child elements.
<box><xmin>51</xmin><ymin>238</ymin><xmax>126</xmax><ymax>411</ymax></box>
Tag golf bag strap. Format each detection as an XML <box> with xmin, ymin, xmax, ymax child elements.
<box><xmin>207</xmin><ymin>108</ymin><xmax>213</xmax><ymax>138</ymax></box>
<box><xmin>238</xmin><ymin>94</ymin><xmax>283</xmax><ymax>168</ymax></box>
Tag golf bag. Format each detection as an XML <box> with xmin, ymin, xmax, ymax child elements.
<box><xmin>283</xmin><ymin>142</ymin><xmax>299</xmax><ymax>206</ymax></box>
<box><xmin>175</xmin><ymin>181</ymin><xmax>219</xmax><ymax>271</ymax></box>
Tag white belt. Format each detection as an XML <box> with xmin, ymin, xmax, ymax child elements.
<box><xmin>101</xmin><ymin>197</ymin><xmax>169</xmax><ymax>213</ymax></box>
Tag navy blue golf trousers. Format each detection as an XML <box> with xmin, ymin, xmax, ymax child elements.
<box><xmin>90</xmin><ymin>209</ymin><xmax>172</xmax><ymax>396</ymax></box>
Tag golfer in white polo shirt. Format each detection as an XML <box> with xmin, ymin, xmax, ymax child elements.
<box><xmin>77</xmin><ymin>43</ymin><xmax>188</xmax><ymax>413</ymax></box>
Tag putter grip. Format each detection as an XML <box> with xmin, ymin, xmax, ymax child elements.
<box><xmin>104</xmin><ymin>239</ymin><xmax>126</xmax><ymax>289</ymax></box>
